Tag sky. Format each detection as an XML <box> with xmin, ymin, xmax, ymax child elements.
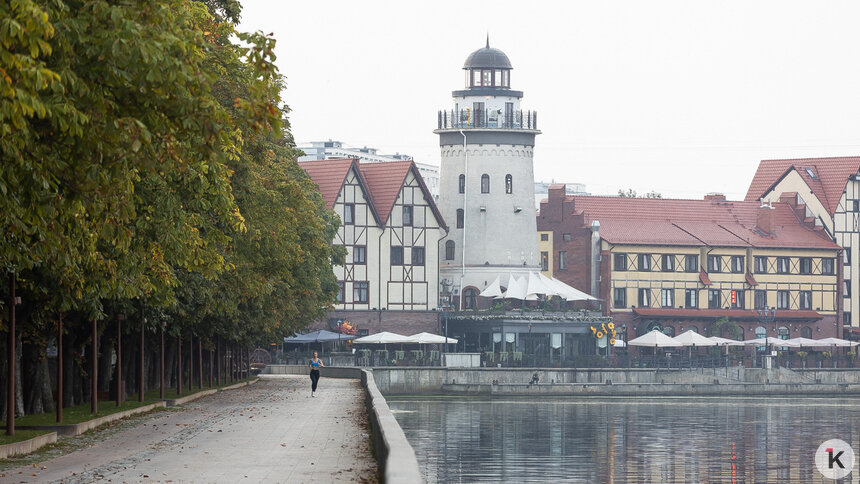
<box><xmin>238</xmin><ymin>0</ymin><xmax>860</xmax><ymax>200</ymax></box>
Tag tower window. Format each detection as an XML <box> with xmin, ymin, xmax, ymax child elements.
<box><xmin>458</xmin><ymin>174</ymin><xmax>465</xmax><ymax>194</ymax></box>
<box><xmin>481</xmin><ymin>174</ymin><xmax>490</xmax><ymax>194</ymax></box>
<box><xmin>505</xmin><ymin>174</ymin><xmax>512</xmax><ymax>194</ymax></box>
<box><xmin>445</xmin><ymin>240</ymin><xmax>455</xmax><ymax>260</ymax></box>
<box><xmin>456</xmin><ymin>209</ymin><xmax>464</xmax><ymax>229</ymax></box>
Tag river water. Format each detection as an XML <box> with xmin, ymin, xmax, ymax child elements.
<box><xmin>389</xmin><ymin>396</ymin><xmax>860</xmax><ymax>483</ymax></box>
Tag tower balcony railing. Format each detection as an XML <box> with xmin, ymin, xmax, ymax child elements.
<box><xmin>437</xmin><ymin>108</ymin><xmax>537</xmax><ymax>130</ymax></box>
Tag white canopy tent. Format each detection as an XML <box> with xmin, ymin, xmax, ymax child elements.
<box><xmin>479</xmin><ymin>276</ymin><xmax>504</xmax><ymax>298</ymax></box>
<box><xmin>502</xmin><ymin>274</ymin><xmax>528</xmax><ymax>300</ymax></box>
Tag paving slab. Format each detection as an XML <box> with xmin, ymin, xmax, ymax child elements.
<box><xmin>0</xmin><ymin>376</ymin><xmax>377</xmax><ymax>483</ymax></box>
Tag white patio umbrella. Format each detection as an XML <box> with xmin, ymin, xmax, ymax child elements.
<box><xmin>741</xmin><ymin>337</ymin><xmax>800</xmax><ymax>347</ymax></box>
<box><xmin>406</xmin><ymin>332</ymin><xmax>458</xmax><ymax>344</ymax></box>
<box><xmin>352</xmin><ymin>332</ymin><xmax>412</xmax><ymax>344</ymax></box>
<box><xmin>675</xmin><ymin>330</ymin><xmax>716</xmax><ymax>359</ymax></box>
<box><xmin>708</xmin><ymin>336</ymin><xmax>745</xmax><ymax>346</ymax></box>
<box><xmin>816</xmin><ymin>337</ymin><xmax>860</xmax><ymax>347</ymax></box>
<box><xmin>628</xmin><ymin>329</ymin><xmax>683</xmax><ymax>349</ymax></box>
<box><xmin>479</xmin><ymin>276</ymin><xmax>504</xmax><ymax>298</ymax></box>
<box><xmin>784</xmin><ymin>337</ymin><xmax>829</xmax><ymax>348</ymax></box>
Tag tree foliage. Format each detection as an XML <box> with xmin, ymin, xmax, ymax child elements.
<box><xmin>1</xmin><ymin>0</ymin><xmax>343</xmax><ymax>415</ymax></box>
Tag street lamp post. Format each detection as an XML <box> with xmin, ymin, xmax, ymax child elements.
<box><xmin>757</xmin><ymin>307</ymin><xmax>777</xmax><ymax>368</ymax></box>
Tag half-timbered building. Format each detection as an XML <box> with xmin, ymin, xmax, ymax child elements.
<box><xmin>538</xmin><ymin>185</ymin><xmax>842</xmax><ymax>343</ymax></box>
<box><xmin>299</xmin><ymin>158</ymin><xmax>447</xmax><ymax>314</ymax></box>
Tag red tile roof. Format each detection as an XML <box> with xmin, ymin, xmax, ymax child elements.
<box><xmin>745</xmin><ymin>157</ymin><xmax>860</xmax><ymax>215</ymax></box>
<box><xmin>299</xmin><ymin>158</ymin><xmax>446</xmax><ymax>230</ymax></box>
<box><xmin>632</xmin><ymin>308</ymin><xmax>822</xmax><ymax>320</ymax></box>
<box><xmin>569</xmin><ymin>195</ymin><xmax>839</xmax><ymax>250</ymax></box>
<box><xmin>298</xmin><ymin>158</ymin><xmax>355</xmax><ymax>210</ymax></box>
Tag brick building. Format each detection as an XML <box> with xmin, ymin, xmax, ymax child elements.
<box><xmin>538</xmin><ymin>186</ymin><xmax>842</xmax><ymax>343</ymax></box>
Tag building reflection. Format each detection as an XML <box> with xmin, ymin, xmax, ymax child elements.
<box><xmin>390</xmin><ymin>397</ymin><xmax>860</xmax><ymax>483</ymax></box>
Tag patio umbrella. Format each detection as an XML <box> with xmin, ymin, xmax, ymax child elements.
<box><xmin>406</xmin><ymin>332</ymin><xmax>458</xmax><ymax>344</ymax></box>
<box><xmin>708</xmin><ymin>336</ymin><xmax>745</xmax><ymax>346</ymax></box>
<box><xmin>628</xmin><ymin>329</ymin><xmax>683</xmax><ymax>348</ymax></box>
<box><xmin>675</xmin><ymin>330</ymin><xmax>716</xmax><ymax>359</ymax></box>
<box><xmin>816</xmin><ymin>337</ymin><xmax>860</xmax><ymax>347</ymax></box>
<box><xmin>352</xmin><ymin>332</ymin><xmax>411</xmax><ymax>344</ymax></box>
<box><xmin>283</xmin><ymin>330</ymin><xmax>353</xmax><ymax>343</ymax></box>
<box><xmin>784</xmin><ymin>337</ymin><xmax>829</xmax><ymax>348</ymax></box>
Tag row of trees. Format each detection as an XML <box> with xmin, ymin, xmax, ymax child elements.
<box><xmin>1</xmin><ymin>0</ymin><xmax>343</xmax><ymax>422</ymax></box>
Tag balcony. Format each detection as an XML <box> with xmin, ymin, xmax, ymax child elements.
<box><xmin>437</xmin><ymin>108</ymin><xmax>537</xmax><ymax>130</ymax></box>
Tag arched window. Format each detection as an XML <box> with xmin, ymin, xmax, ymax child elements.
<box><xmin>445</xmin><ymin>240</ymin><xmax>455</xmax><ymax>260</ymax></box>
<box><xmin>481</xmin><ymin>174</ymin><xmax>490</xmax><ymax>194</ymax></box>
<box><xmin>463</xmin><ymin>288</ymin><xmax>478</xmax><ymax>310</ymax></box>
<box><xmin>505</xmin><ymin>174</ymin><xmax>513</xmax><ymax>194</ymax></box>
<box><xmin>755</xmin><ymin>326</ymin><xmax>767</xmax><ymax>339</ymax></box>
<box><xmin>801</xmin><ymin>326</ymin><xmax>812</xmax><ymax>339</ymax></box>
<box><xmin>458</xmin><ymin>174</ymin><xmax>465</xmax><ymax>194</ymax></box>
<box><xmin>687</xmin><ymin>325</ymin><xmax>698</xmax><ymax>334</ymax></box>
<box><xmin>456</xmin><ymin>209</ymin><xmax>464</xmax><ymax>229</ymax></box>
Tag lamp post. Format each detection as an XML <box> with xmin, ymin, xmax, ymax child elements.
<box><xmin>757</xmin><ymin>307</ymin><xmax>777</xmax><ymax>368</ymax></box>
<box><xmin>528</xmin><ymin>324</ymin><xmax>534</xmax><ymax>367</ymax></box>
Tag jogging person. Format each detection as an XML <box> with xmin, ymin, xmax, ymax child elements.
<box><xmin>309</xmin><ymin>351</ymin><xmax>324</xmax><ymax>397</ymax></box>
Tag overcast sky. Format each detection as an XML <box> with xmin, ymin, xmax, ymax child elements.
<box><xmin>238</xmin><ymin>0</ymin><xmax>860</xmax><ymax>200</ymax></box>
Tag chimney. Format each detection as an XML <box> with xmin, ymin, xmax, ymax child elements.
<box><xmin>548</xmin><ymin>184</ymin><xmax>566</xmax><ymax>201</ymax></box>
<box><xmin>757</xmin><ymin>200</ymin><xmax>775</xmax><ymax>234</ymax></box>
<box><xmin>704</xmin><ymin>193</ymin><xmax>726</xmax><ymax>202</ymax></box>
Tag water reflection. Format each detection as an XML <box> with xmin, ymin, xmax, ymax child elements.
<box><xmin>389</xmin><ymin>397</ymin><xmax>860</xmax><ymax>483</ymax></box>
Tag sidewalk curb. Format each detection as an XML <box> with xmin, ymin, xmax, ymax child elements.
<box><xmin>0</xmin><ymin>432</ymin><xmax>58</xmax><ymax>459</ymax></box>
<box><xmin>166</xmin><ymin>379</ymin><xmax>259</xmax><ymax>407</ymax></box>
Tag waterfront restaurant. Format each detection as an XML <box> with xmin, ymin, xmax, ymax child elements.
<box><xmin>538</xmin><ymin>186</ymin><xmax>843</xmax><ymax>344</ymax></box>
<box><xmin>442</xmin><ymin>310</ymin><xmax>613</xmax><ymax>366</ymax></box>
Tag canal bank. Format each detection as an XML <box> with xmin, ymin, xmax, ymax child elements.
<box><xmin>274</xmin><ymin>365</ymin><xmax>860</xmax><ymax>396</ymax></box>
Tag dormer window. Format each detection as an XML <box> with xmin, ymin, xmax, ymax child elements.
<box><xmin>805</xmin><ymin>167</ymin><xmax>817</xmax><ymax>179</ymax></box>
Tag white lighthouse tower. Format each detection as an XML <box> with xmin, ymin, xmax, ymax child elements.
<box><xmin>435</xmin><ymin>39</ymin><xmax>541</xmax><ymax>310</ymax></box>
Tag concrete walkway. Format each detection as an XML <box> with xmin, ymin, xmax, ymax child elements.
<box><xmin>1</xmin><ymin>376</ymin><xmax>377</xmax><ymax>483</ymax></box>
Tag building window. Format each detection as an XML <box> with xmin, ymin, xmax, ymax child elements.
<box><xmin>412</xmin><ymin>247</ymin><xmax>425</xmax><ymax>266</ymax></box>
<box><xmin>799</xmin><ymin>290</ymin><xmax>812</xmax><ymax>310</ymax></box>
<box><xmin>845</xmin><ymin>248</ymin><xmax>851</xmax><ymax>266</ymax></box>
<box><xmin>845</xmin><ymin>312</ymin><xmax>853</xmax><ymax>325</ymax></box>
<box><xmin>777</xmin><ymin>290</ymin><xmax>789</xmax><ymax>309</ymax></box>
<box><xmin>731</xmin><ymin>256</ymin><xmax>744</xmax><ymax>273</ymax></box>
<box><xmin>540</xmin><ymin>252</ymin><xmax>549</xmax><ymax>271</ymax></box>
<box><xmin>661</xmin><ymin>255</ymin><xmax>674</xmax><ymax>272</ymax></box>
<box><xmin>854</xmin><ymin>200</ymin><xmax>860</xmax><ymax>212</ymax></box>
<box><xmin>558</xmin><ymin>251</ymin><xmax>567</xmax><ymax>270</ymax></box>
<box><xmin>354</xmin><ymin>282</ymin><xmax>369</xmax><ymax>304</ymax></box>
<box><xmin>661</xmin><ymin>289</ymin><xmax>674</xmax><ymax>308</ymax></box>
<box><xmin>685</xmin><ymin>255</ymin><xmax>698</xmax><ymax>272</ymax></box>
<box><xmin>445</xmin><ymin>240</ymin><xmax>455</xmax><ymax>260</ymax></box>
<box><xmin>708</xmin><ymin>289</ymin><xmax>721</xmax><ymax>309</ymax></box>
<box><xmin>614</xmin><ymin>253</ymin><xmax>627</xmax><ymax>271</ymax></box>
<box><xmin>353</xmin><ymin>245</ymin><xmax>367</xmax><ymax>265</ymax></box>
<box><xmin>481</xmin><ymin>174</ymin><xmax>490</xmax><ymax>193</ymax></box>
<box><xmin>402</xmin><ymin>205</ymin><xmax>413</xmax><ymax>226</ymax></box>
<box><xmin>776</xmin><ymin>257</ymin><xmax>790</xmax><ymax>274</ymax></box>
<box><xmin>638</xmin><ymin>288</ymin><xmax>650</xmax><ymax>307</ymax></box>
<box><xmin>822</xmin><ymin>258</ymin><xmax>835</xmax><ymax>275</ymax></box>
<box><xmin>562</xmin><ymin>233</ymin><xmax>571</xmax><ymax>241</ymax></box>
<box><xmin>456</xmin><ymin>209</ymin><xmax>464</xmax><ymax>229</ymax></box>
<box><xmin>344</xmin><ymin>204</ymin><xmax>355</xmax><ymax>225</ymax></box>
<box><xmin>778</xmin><ymin>326</ymin><xmax>790</xmax><ymax>343</ymax></box>
<box><xmin>707</xmin><ymin>255</ymin><xmax>722</xmax><ymax>273</ymax></box>
<box><xmin>799</xmin><ymin>257</ymin><xmax>812</xmax><ymax>274</ymax></box>
<box><xmin>754</xmin><ymin>256</ymin><xmax>768</xmax><ymax>273</ymax></box>
<box><xmin>613</xmin><ymin>288</ymin><xmax>626</xmax><ymax>308</ymax></box>
<box><xmin>505</xmin><ymin>174</ymin><xmax>513</xmax><ymax>194</ymax></box>
<box><xmin>540</xmin><ymin>233</ymin><xmax>549</xmax><ymax>241</ymax></box>
<box><xmin>463</xmin><ymin>288</ymin><xmax>478</xmax><ymax>310</ymax></box>
<box><xmin>802</xmin><ymin>326</ymin><xmax>813</xmax><ymax>338</ymax></box>
<box><xmin>730</xmin><ymin>289</ymin><xmax>744</xmax><ymax>309</ymax></box>
<box><xmin>755</xmin><ymin>326</ymin><xmax>767</xmax><ymax>340</ymax></box>
<box><xmin>685</xmin><ymin>289</ymin><xmax>698</xmax><ymax>309</ymax></box>
<box><xmin>336</xmin><ymin>282</ymin><xmax>344</xmax><ymax>303</ymax></box>
<box><xmin>845</xmin><ymin>280</ymin><xmax>851</xmax><ymax>298</ymax></box>
<box><xmin>458</xmin><ymin>174</ymin><xmax>465</xmax><ymax>194</ymax></box>
<box><xmin>391</xmin><ymin>246</ymin><xmax>404</xmax><ymax>265</ymax></box>
<box><xmin>754</xmin><ymin>290</ymin><xmax>767</xmax><ymax>309</ymax></box>
<box><xmin>638</xmin><ymin>254</ymin><xmax>651</xmax><ymax>271</ymax></box>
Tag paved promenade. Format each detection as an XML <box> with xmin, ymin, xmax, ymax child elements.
<box><xmin>1</xmin><ymin>375</ymin><xmax>377</xmax><ymax>483</ymax></box>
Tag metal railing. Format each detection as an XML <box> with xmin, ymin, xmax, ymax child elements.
<box><xmin>437</xmin><ymin>108</ymin><xmax>537</xmax><ymax>130</ymax></box>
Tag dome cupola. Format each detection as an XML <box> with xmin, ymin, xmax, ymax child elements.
<box><xmin>463</xmin><ymin>37</ymin><xmax>511</xmax><ymax>89</ymax></box>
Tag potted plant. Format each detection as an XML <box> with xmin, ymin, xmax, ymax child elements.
<box><xmin>797</xmin><ymin>351</ymin><xmax>808</xmax><ymax>369</ymax></box>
